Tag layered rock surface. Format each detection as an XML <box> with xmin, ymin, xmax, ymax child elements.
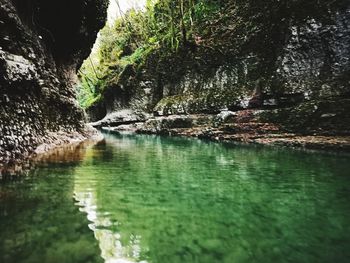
<box><xmin>90</xmin><ymin>0</ymin><xmax>350</xmax><ymax>139</ymax></box>
<box><xmin>0</xmin><ymin>0</ymin><xmax>108</xmax><ymax>166</ymax></box>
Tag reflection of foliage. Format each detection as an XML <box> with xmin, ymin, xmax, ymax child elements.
<box><xmin>0</xmin><ymin>165</ymin><xmax>102</xmax><ymax>263</ymax></box>
<box><xmin>72</xmin><ymin>133</ymin><xmax>350</xmax><ymax>263</ymax></box>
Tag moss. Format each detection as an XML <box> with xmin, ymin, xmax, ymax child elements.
<box><xmin>154</xmin><ymin>87</ymin><xmax>248</xmax><ymax>115</ymax></box>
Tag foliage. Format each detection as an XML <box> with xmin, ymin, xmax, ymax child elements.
<box><xmin>77</xmin><ymin>0</ymin><xmax>225</xmax><ymax>108</ymax></box>
<box><xmin>76</xmin><ymin>0</ymin><xmax>349</xmax><ymax>109</ymax></box>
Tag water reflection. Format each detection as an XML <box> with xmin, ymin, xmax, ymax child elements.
<box><xmin>0</xmin><ymin>139</ymin><xmax>102</xmax><ymax>180</ymax></box>
<box><xmin>74</xmin><ymin>190</ymin><xmax>147</xmax><ymax>263</ymax></box>
<box><xmin>72</xmin><ymin>132</ymin><xmax>350</xmax><ymax>263</ymax></box>
<box><xmin>4</xmin><ymin>132</ymin><xmax>348</xmax><ymax>263</ymax></box>
<box><xmin>0</xmin><ymin>139</ymin><xmax>104</xmax><ymax>263</ymax></box>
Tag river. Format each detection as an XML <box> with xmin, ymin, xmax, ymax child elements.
<box><xmin>1</xmin><ymin>132</ymin><xmax>350</xmax><ymax>263</ymax></box>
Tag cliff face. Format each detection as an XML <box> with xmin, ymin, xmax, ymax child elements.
<box><xmin>91</xmin><ymin>0</ymin><xmax>350</xmax><ymax>135</ymax></box>
<box><xmin>0</xmin><ymin>0</ymin><xmax>108</xmax><ymax>165</ymax></box>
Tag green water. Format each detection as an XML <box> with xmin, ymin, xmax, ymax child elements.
<box><xmin>1</xmin><ymin>133</ymin><xmax>350</xmax><ymax>263</ymax></box>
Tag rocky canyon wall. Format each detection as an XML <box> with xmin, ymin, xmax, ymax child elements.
<box><xmin>92</xmin><ymin>0</ymin><xmax>350</xmax><ymax>135</ymax></box>
<box><xmin>0</xmin><ymin>0</ymin><xmax>108</xmax><ymax>166</ymax></box>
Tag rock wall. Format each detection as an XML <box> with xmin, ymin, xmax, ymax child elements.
<box><xmin>91</xmin><ymin>0</ymin><xmax>350</xmax><ymax>134</ymax></box>
<box><xmin>0</xmin><ymin>0</ymin><xmax>108</xmax><ymax>166</ymax></box>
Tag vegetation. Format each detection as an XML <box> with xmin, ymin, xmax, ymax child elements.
<box><xmin>77</xmin><ymin>0</ymin><xmax>349</xmax><ymax>109</ymax></box>
<box><xmin>77</xmin><ymin>0</ymin><xmax>225</xmax><ymax>108</ymax></box>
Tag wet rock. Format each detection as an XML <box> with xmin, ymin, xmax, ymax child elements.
<box><xmin>263</xmin><ymin>98</ymin><xmax>278</xmax><ymax>107</ymax></box>
<box><xmin>89</xmin><ymin>2</ymin><xmax>350</xmax><ymax>136</ymax></box>
<box><xmin>102</xmin><ymin>123</ymin><xmax>145</xmax><ymax>133</ymax></box>
<box><xmin>321</xmin><ymin>113</ymin><xmax>337</xmax><ymax>118</ymax></box>
<box><xmin>141</xmin><ymin>115</ymin><xmax>194</xmax><ymax>133</ymax></box>
<box><xmin>0</xmin><ymin>0</ymin><xmax>108</xmax><ymax>167</ymax></box>
<box><xmin>214</xmin><ymin>111</ymin><xmax>237</xmax><ymax>126</ymax></box>
<box><xmin>90</xmin><ymin>109</ymin><xmax>150</xmax><ymax>128</ymax></box>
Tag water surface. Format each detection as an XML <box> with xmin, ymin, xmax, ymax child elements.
<box><xmin>1</xmin><ymin>133</ymin><xmax>350</xmax><ymax>263</ymax></box>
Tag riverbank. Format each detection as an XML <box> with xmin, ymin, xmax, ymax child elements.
<box><xmin>0</xmin><ymin>126</ymin><xmax>104</xmax><ymax>177</ymax></box>
<box><xmin>97</xmin><ymin>110</ymin><xmax>350</xmax><ymax>152</ymax></box>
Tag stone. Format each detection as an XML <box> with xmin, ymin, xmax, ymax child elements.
<box><xmin>321</xmin><ymin>113</ymin><xmax>337</xmax><ymax>118</ymax></box>
<box><xmin>86</xmin><ymin>1</ymin><xmax>350</xmax><ymax>137</ymax></box>
<box><xmin>0</xmin><ymin>0</ymin><xmax>108</xmax><ymax>167</ymax></box>
<box><xmin>214</xmin><ymin>111</ymin><xmax>237</xmax><ymax>124</ymax></box>
<box><xmin>90</xmin><ymin>110</ymin><xmax>150</xmax><ymax>128</ymax></box>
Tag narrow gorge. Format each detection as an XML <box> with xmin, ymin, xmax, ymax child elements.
<box><xmin>1</xmin><ymin>0</ymin><xmax>350</xmax><ymax>167</ymax></box>
<box><xmin>83</xmin><ymin>0</ymin><xmax>350</xmax><ymax>151</ymax></box>
<box><xmin>1</xmin><ymin>1</ymin><xmax>350</xmax><ymax>263</ymax></box>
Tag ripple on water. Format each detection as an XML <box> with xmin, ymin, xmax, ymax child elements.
<box><xmin>1</xmin><ymin>133</ymin><xmax>350</xmax><ymax>263</ymax></box>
